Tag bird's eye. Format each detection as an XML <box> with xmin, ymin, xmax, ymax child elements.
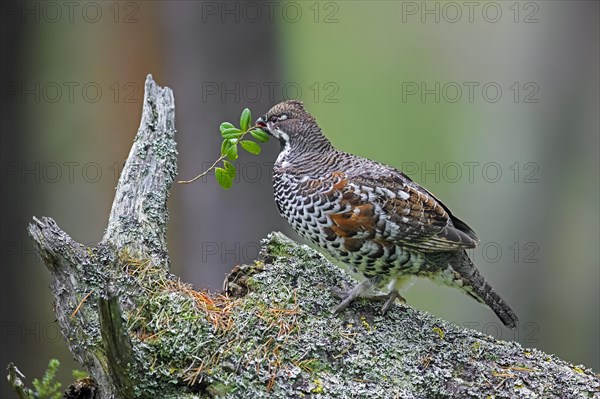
<box><xmin>270</xmin><ymin>114</ymin><xmax>288</xmax><ymax>123</ymax></box>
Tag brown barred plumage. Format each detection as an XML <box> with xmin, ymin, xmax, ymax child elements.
<box><xmin>257</xmin><ymin>100</ymin><xmax>518</xmax><ymax>328</ymax></box>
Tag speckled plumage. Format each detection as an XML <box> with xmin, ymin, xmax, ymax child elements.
<box><xmin>257</xmin><ymin>100</ymin><xmax>518</xmax><ymax>328</ymax></box>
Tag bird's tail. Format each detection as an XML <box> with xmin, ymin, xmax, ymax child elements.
<box><xmin>450</xmin><ymin>251</ymin><xmax>519</xmax><ymax>329</ymax></box>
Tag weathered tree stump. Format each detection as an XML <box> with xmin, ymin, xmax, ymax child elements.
<box><xmin>10</xmin><ymin>75</ymin><xmax>599</xmax><ymax>399</ymax></box>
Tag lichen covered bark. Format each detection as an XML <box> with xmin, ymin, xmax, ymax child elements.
<box><xmin>127</xmin><ymin>231</ymin><xmax>597</xmax><ymax>399</ymax></box>
<box><xmin>28</xmin><ymin>223</ymin><xmax>599</xmax><ymax>398</ymax></box>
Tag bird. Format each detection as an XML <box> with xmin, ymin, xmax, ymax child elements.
<box><xmin>255</xmin><ymin>100</ymin><xmax>518</xmax><ymax>328</ymax></box>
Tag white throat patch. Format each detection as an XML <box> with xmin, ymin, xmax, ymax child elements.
<box><xmin>276</xmin><ymin>140</ymin><xmax>292</xmax><ymax>168</ymax></box>
<box><xmin>272</xmin><ymin>127</ymin><xmax>289</xmax><ymax>143</ymax></box>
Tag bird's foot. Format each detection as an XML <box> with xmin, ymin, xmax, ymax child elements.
<box><xmin>380</xmin><ymin>290</ymin><xmax>406</xmax><ymax>314</ymax></box>
<box><xmin>331</xmin><ymin>286</ymin><xmax>361</xmax><ymax>313</ymax></box>
<box><xmin>367</xmin><ymin>291</ymin><xmax>406</xmax><ymax>313</ymax></box>
<box><xmin>331</xmin><ymin>278</ymin><xmax>403</xmax><ymax>314</ymax></box>
<box><xmin>330</xmin><ymin>278</ymin><xmax>378</xmax><ymax>313</ymax></box>
<box><xmin>333</xmin><ymin>295</ymin><xmax>354</xmax><ymax>313</ymax></box>
<box><xmin>330</xmin><ymin>286</ymin><xmax>349</xmax><ymax>300</ymax></box>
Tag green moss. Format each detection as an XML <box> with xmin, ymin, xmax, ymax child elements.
<box><xmin>206</xmin><ymin>381</ymin><xmax>235</xmax><ymax>396</ymax></box>
<box><xmin>264</xmin><ymin>235</ymin><xmax>292</xmax><ymax>259</ymax></box>
<box><xmin>310</xmin><ymin>378</ymin><xmax>324</xmax><ymax>394</ymax></box>
<box><xmin>433</xmin><ymin>326</ymin><xmax>445</xmax><ymax>340</ymax></box>
<box><xmin>31</xmin><ymin>359</ymin><xmax>62</xmax><ymax>399</ymax></box>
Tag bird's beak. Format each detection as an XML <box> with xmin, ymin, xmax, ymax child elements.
<box><xmin>256</xmin><ymin>116</ymin><xmax>267</xmax><ymax>129</ymax></box>
<box><xmin>256</xmin><ymin>116</ymin><xmax>276</xmax><ymax>138</ymax></box>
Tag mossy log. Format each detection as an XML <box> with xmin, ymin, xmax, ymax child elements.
<box><xmin>13</xmin><ymin>75</ymin><xmax>599</xmax><ymax>399</ymax></box>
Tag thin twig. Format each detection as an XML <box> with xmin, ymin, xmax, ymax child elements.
<box><xmin>70</xmin><ymin>291</ymin><xmax>93</xmax><ymax>318</ymax></box>
<box><xmin>178</xmin><ymin>154</ymin><xmax>227</xmax><ymax>184</ymax></box>
<box><xmin>177</xmin><ymin>124</ymin><xmax>263</xmax><ymax>184</ymax></box>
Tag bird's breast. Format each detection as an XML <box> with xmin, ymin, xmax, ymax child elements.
<box><xmin>272</xmin><ymin>172</ymin><xmax>427</xmax><ymax>278</ymax></box>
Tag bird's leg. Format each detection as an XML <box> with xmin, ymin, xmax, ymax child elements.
<box><xmin>332</xmin><ymin>277</ymin><xmax>381</xmax><ymax>313</ymax></box>
<box><xmin>381</xmin><ymin>290</ymin><xmax>406</xmax><ymax>314</ymax></box>
<box><xmin>376</xmin><ymin>278</ymin><xmax>410</xmax><ymax>313</ymax></box>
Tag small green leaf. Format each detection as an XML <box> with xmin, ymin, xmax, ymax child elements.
<box><xmin>240</xmin><ymin>140</ymin><xmax>261</xmax><ymax>155</ymax></box>
<box><xmin>221</xmin><ymin>128</ymin><xmax>243</xmax><ymax>139</ymax></box>
<box><xmin>226</xmin><ymin>143</ymin><xmax>238</xmax><ymax>160</ymax></box>
<box><xmin>219</xmin><ymin>122</ymin><xmax>235</xmax><ymax>133</ymax></box>
<box><xmin>223</xmin><ymin>160</ymin><xmax>236</xmax><ymax>178</ymax></box>
<box><xmin>240</xmin><ymin>108</ymin><xmax>251</xmax><ymax>131</ymax></box>
<box><xmin>250</xmin><ymin>128</ymin><xmax>270</xmax><ymax>143</ymax></box>
<box><xmin>215</xmin><ymin>167</ymin><xmax>233</xmax><ymax>189</ymax></box>
<box><xmin>222</xmin><ymin>132</ymin><xmax>244</xmax><ymax>140</ymax></box>
<box><xmin>221</xmin><ymin>139</ymin><xmax>234</xmax><ymax>156</ymax></box>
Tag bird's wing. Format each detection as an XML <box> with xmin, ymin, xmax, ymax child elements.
<box><xmin>310</xmin><ymin>166</ymin><xmax>478</xmax><ymax>253</ymax></box>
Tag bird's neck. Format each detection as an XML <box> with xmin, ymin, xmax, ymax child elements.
<box><xmin>276</xmin><ymin>136</ymin><xmax>336</xmax><ymax>175</ymax></box>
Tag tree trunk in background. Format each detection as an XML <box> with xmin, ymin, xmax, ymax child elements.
<box><xmin>0</xmin><ymin>10</ymin><xmax>48</xmax><ymax>399</ymax></box>
<box><xmin>163</xmin><ymin>3</ymin><xmax>290</xmax><ymax>290</ymax></box>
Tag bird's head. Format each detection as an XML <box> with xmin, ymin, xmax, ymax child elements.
<box><xmin>256</xmin><ymin>100</ymin><xmax>332</xmax><ymax>153</ymax></box>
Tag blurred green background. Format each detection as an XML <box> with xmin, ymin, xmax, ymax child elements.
<box><xmin>1</xmin><ymin>1</ymin><xmax>598</xmax><ymax>396</ymax></box>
